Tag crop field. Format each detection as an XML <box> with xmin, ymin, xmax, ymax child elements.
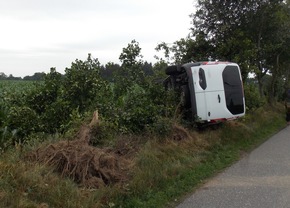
<box><xmin>0</xmin><ymin>80</ymin><xmax>35</xmax><ymax>108</ymax></box>
<box><xmin>0</xmin><ymin>80</ymin><xmax>39</xmax><ymax>116</ymax></box>
<box><xmin>0</xmin><ymin>80</ymin><xmax>38</xmax><ymax>103</ymax></box>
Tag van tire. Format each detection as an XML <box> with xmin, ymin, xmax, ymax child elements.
<box><xmin>165</xmin><ymin>65</ymin><xmax>180</xmax><ymax>75</ymax></box>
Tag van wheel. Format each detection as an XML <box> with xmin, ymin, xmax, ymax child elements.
<box><xmin>165</xmin><ymin>65</ymin><xmax>180</xmax><ymax>75</ymax></box>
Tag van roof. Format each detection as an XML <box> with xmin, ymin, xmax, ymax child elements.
<box><xmin>199</xmin><ymin>61</ymin><xmax>232</xmax><ymax>65</ymax></box>
<box><xmin>182</xmin><ymin>61</ymin><xmax>236</xmax><ymax>68</ymax></box>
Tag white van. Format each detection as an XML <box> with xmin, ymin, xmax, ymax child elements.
<box><xmin>164</xmin><ymin>61</ymin><xmax>245</xmax><ymax>123</ymax></box>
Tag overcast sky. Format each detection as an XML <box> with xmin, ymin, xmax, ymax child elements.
<box><xmin>0</xmin><ymin>0</ymin><xmax>195</xmax><ymax>78</ymax></box>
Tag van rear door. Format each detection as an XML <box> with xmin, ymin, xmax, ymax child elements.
<box><xmin>192</xmin><ymin>64</ymin><xmax>227</xmax><ymax>121</ymax></box>
<box><xmin>205</xmin><ymin>63</ymin><xmax>245</xmax><ymax>121</ymax></box>
<box><xmin>203</xmin><ymin>64</ymin><xmax>227</xmax><ymax>121</ymax></box>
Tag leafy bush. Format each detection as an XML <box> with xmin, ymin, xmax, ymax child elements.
<box><xmin>6</xmin><ymin>106</ymin><xmax>39</xmax><ymax>140</ymax></box>
<box><xmin>109</xmin><ymin>83</ymin><xmax>177</xmax><ymax>133</ymax></box>
<box><xmin>23</xmin><ymin>69</ymin><xmax>71</xmax><ymax>133</ymax></box>
<box><xmin>39</xmin><ymin>98</ymin><xmax>71</xmax><ymax>133</ymax></box>
<box><xmin>63</xmin><ymin>54</ymin><xmax>109</xmax><ymax>113</ymax></box>
<box><xmin>117</xmin><ymin>84</ymin><xmax>158</xmax><ymax>132</ymax></box>
<box><xmin>0</xmin><ymin>44</ymin><xmax>177</xmax><ymax>142</ymax></box>
<box><xmin>244</xmin><ymin>83</ymin><xmax>266</xmax><ymax>110</ymax></box>
<box><xmin>25</xmin><ymin>68</ymin><xmax>62</xmax><ymax>114</ymax></box>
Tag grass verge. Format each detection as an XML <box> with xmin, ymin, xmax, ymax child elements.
<box><xmin>113</xmin><ymin>104</ymin><xmax>286</xmax><ymax>207</ymax></box>
<box><xmin>0</xmin><ymin>104</ymin><xmax>286</xmax><ymax>208</ymax></box>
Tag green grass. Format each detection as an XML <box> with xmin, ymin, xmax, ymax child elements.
<box><xmin>112</xmin><ymin>104</ymin><xmax>286</xmax><ymax>207</ymax></box>
<box><xmin>0</xmin><ymin>150</ymin><xmax>101</xmax><ymax>208</ymax></box>
<box><xmin>0</xmin><ymin>103</ymin><xmax>286</xmax><ymax>208</ymax></box>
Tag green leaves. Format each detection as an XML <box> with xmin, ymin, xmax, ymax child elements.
<box><xmin>119</xmin><ymin>39</ymin><xmax>144</xmax><ymax>67</ymax></box>
<box><xmin>115</xmin><ymin>84</ymin><xmax>158</xmax><ymax>132</ymax></box>
<box><xmin>114</xmin><ymin>40</ymin><xmax>146</xmax><ymax>98</ymax></box>
<box><xmin>191</xmin><ymin>0</ymin><xmax>290</xmax><ymax>102</ymax></box>
<box><xmin>0</xmin><ymin>40</ymin><xmax>180</xmax><ymax>145</ymax></box>
<box><xmin>63</xmin><ymin>54</ymin><xmax>106</xmax><ymax>112</ymax></box>
<box><xmin>6</xmin><ymin>106</ymin><xmax>38</xmax><ymax>139</ymax></box>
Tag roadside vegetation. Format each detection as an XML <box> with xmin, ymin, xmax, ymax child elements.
<box><xmin>0</xmin><ymin>0</ymin><xmax>290</xmax><ymax>207</ymax></box>
<box><xmin>0</xmin><ymin>102</ymin><xmax>285</xmax><ymax>208</ymax></box>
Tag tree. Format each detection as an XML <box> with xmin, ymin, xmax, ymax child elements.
<box><xmin>245</xmin><ymin>0</ymin><xmax>290</xmax><ymax>99</ymax></box>
<box><xmin>142</xmin><ymin>61</ymin><xmax>154</xmax><ymax>76</ymax></box>
<box><xmin>265</xmin><ymin>1</ymin><xmax>290</xmax><ymax>103</ymax></box>
<box><xmin>155</xmin><ymin>36</ymin><xmax>211</xmax><ymax>65</ymax></box>
<box><xmin>114</xmin><ymin>40</ymin><xmax>146</xmax><ymax>96</ymax></box>
<box><xmin>23</xmin><ymin>72</ymin><xmax>46</xmax><ymax>81</ymax></box>
<box><xmin>192</xmin><ymin>0</ymin><xmax>290</xmax><ymax>98</ymax></box>
<box><xmin>100</xmin><ymin>62</ymin><xmax>120</xmax><ymax>82</ymax></box>
<box><xmin>63</xmin><ymin>54</ymin><xmax>108</xmax><ymax>113</ymax></box>
<box><xmin>0</xmin><ymin>72</ymin><xmax>7</xmax><ymax>80</ymax></box>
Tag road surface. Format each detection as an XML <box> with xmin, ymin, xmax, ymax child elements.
<box><xmin>177</xmin><ymin>125</ymin><xmax>290</xmax><ymax>208</ymax></box>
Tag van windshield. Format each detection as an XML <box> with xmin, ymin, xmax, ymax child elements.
<box><xmin>222</xmin><ymin>66</ymin><xmax>244</xmax><ymax>115</ymax></box>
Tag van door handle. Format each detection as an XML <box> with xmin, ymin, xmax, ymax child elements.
<box><xmin>218</xmin><ymin>94</ymin><xmax>221</xmax><ymax>103</ymax></box>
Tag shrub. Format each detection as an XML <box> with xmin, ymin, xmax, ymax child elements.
<box><xmin>6</xmin><ymin>106</ymin><xmax>39</xmax><ymax>140</ymax></box>
<box><xmin>63</xmin><ymin>54</ymin><xmax>109</xmax><ymax>113</ymax></box>
<box><xmin>244</xmin><ymin>83</ymin><xmax>265</xmax><ymax>111</ymax></box>
<box><xmin>110</xmin><ymin>83</ymin><xmax>177</xmax><ymax>133</ymax></box>
<box><xmin>39</xmin><ymin>98</ymin><xmax>71</xmax><ymax>133</ymax></box>
<box><xmin>25</xmin><ymin>68</ymin><xmax>62</xmax><ymax>115</ymax></box>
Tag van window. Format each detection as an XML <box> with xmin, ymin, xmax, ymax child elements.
<box><xmin>199</xmin><ymin>68</ymin><xmax>207</xmax><ymax>90</ymax></box>
<box><xmin>222</xmin><ymin>66</ymin><xmax>244</xmax><ymax>115</ymax></box>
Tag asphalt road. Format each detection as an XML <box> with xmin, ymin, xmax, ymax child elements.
<box><xmin>176</xmin><ymin>125</ymin><xmax>290</xmax><ymax>208</ymax></box>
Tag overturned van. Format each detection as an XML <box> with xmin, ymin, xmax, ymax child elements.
<box><xmin>164</xmin><ymin>61</ymin><xmax>245</xmax><ymax>123</ymax></box>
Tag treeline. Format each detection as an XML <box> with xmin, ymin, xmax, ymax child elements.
<box><xmin>0</xmin><ymin>72</ymin><xmax>46</xmax><ymax>81</ymax></box>
<box><xmin>0</xmin><ymin>73</ymin><xmax>23</xmax><ymax>80</ymax></box>
<box><xmin>0</xmin><ymin>62</ymin><xmax>154</xmax><ymax>82</ymax></box>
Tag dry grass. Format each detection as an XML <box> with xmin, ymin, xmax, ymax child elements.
<box><xmin>0</xmin><ymin>151</ymin><xmax>100</xmax><ymax>207</ymax></box>
<box><xmin>26</xmin><ymin>125</ymin><xmax>132</xmax><ymax>189</ymax></box>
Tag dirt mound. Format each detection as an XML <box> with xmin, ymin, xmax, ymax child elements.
<box><xmin>26</xmin><ymin>113</ymin><xmax>132</xmax><ymax>189</ymax></box>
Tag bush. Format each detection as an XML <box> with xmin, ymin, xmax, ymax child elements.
<box><xmin>110</xmin><ymin>83</ymin><xmax>177</xmax><ymax>133</ymax></box>
<box><xmin>0</xmin><ymin>48</ymin><xmax>178</xmax><ymax>140</ymax></box>
<box><xmin>6</xmin><ymin>106</ymin><xmax>39</xmax><ymax>140</ymax></box>
<box><xmin>39</xmin><ymin>98</ymin><xmax>71</xmax><ymax>133</ymax></box>
<box><xmin>63</xmin><ymin>54</ymin><xmax>109</xmax><ymax>113</ymax></box>
<box><xmin>244</xmin><ymin>83</ymin><xmax>266</xmax><ymax>111</ymax></box>
<box><xmin>25</xmin><ymin>69</ymin><xmax>62</xmax><ymax>115</ymax></box>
